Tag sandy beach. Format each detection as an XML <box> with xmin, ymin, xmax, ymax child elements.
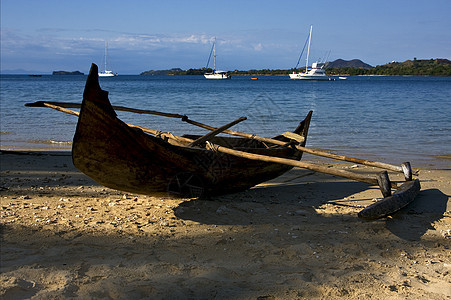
<box><xmin>1</xmin><ymin>150</ymin><xmax>450</xmax><ymax>299</ymax></box>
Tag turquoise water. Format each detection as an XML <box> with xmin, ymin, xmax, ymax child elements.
<box><xmin>1</xmin><ymin>74</ymin><xmax>450</xmax><ymax>168</ymax></box>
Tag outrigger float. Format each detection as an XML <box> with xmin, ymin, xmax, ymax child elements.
<box><xmin>26</xmin><ymin>63</ymin><xmax>421</xmax><ymax>220</ymax></box>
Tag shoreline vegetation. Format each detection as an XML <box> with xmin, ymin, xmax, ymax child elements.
<box><xmin>140</xmin><ymin>58</ymin><xmax>451</xmax><ymax>77</ymax></box>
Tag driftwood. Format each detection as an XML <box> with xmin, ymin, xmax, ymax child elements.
<box><xmin>358</xmin><ymin>179</ymin><xmax>421</xmax><ymax>220</ymax></box>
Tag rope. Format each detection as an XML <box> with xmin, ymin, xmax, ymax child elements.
<box><xmin>205</xmin><ymin>42</ymin><xmax>215</xmax><ymax>69</ymax></box>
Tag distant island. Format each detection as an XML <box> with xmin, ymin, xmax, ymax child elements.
<box><xmin>140</xmin><ymin>58</ymin><xmax>451</xmax><ymax>76</ymax></box>
<box><xmin>52</xmin><ymin>71</ymin><xmax>84</xmax><ymax>75</ymax></box>
<box><xmin>140</xmin><ymin>68</ymin><xmax>183</xmax><ymax>75</ymax></box>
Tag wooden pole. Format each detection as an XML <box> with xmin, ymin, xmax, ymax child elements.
<box><xmin>33</xmin><ymin>102</ymin><xmax>80</xmax><ymax>117</ymax></box>
<box><xmin>25</xmin><ymin>101</ymin><xmax>186</xmax><ymax>119</ymax></box>
<box><xmin>184</xmin><ymin>117</ymin><xmax>406</xmax><ymax>173</ymax></box>
<box><xmin>28</xmin><ymin>102</ymin><xmax>192</xmax><ymax>145</ymax></box>
<box><xmin>188</xmin><ymin>117</ymin><xmax>247</xmax><ymax>147</ymax></box>
<box><xmin>27</xmin><ymin>101</ymin><xmax>412</xmax><ymax>176</ymax></box>
<box><xmin>26</xmin><ymin>101</ymin><xmax>406</xmax><ymax>190</ymax></box>
<box><xmin>293</xmin><ymin>146</ymin><xmax>405</xmax><ymax>173</ymax></box>
<box><xmin>206</xmin><ymin>142</ymin><xmax>396</xmax><ymax>187</ymax></box>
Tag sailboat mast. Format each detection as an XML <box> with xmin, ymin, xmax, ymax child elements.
<box><xmin>104</xmin><ymin>41</ymin><xmax>108</xmax><ymax>72</ymax></box>
<box><xmin>306</xmin><ymin>26</ymin><xmax>312</xmax><ymax>72</ymax></box>
<box><xmin>213</xmin><ymin>37</ymin><xmax>217</xmax><ymax>71</ymax></box>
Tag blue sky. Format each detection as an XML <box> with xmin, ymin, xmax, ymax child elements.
<box><xmin>1</xmin><ymin>0</ymin><xmax>450</xmax><ymax>74</ymax></box>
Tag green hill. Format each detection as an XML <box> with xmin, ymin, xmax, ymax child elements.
<box><xmin>327</xmin><ymin>59</ymin><xmax>373</xmax><ymax>69</ymax></box>
<box><xmin>327</xmin><ymin>58</ymin><xmax>451</xmax><ymax>76</ymax></box>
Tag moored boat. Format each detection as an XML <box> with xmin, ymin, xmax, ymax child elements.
<box><xmin>289</xmin><ymin>62</ymin><xmax>330</xmax><ymax>80</ymax></box>
<box><xmin>289</xmin><ymin>26</ymin><xmax>331</xmax><ymax>81</ymax></box>
<box><xmin>204</xmin><ymin>37</ymin><xmax>231</xmax><ymax>80</ymax></box>
<box><xmin>98</xmin><ymin>41</ymin><xmax>117</xmax><ymax>77</ymax></box>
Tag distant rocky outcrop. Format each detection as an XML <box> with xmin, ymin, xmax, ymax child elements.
<box><xmin>52</xmin><ymin>71</ymin><xmax>84</xmax><ymax>75</ymax></box>
<box><xmin>327</xmin><ymin>59</ymin><xmax>373</xmax><ymax>69</ymax></box>
<box><xmin>140</xmin><ymin>68</ymin><xmax>183</xmax><ymax>75</ymax></box>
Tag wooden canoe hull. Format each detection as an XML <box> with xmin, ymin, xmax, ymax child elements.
<box><xmin>72</xmin><ymin>64</ymin><xmax>312</xmax><ymax>196</ymax></box>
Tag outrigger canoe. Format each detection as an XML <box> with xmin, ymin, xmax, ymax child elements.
<box><xmin>26</xmin><ymin>63</ymin><xmax>421</xmax><ymax>219</ymax></box>
<box><xmin>74</xmin><ymin>64</ymin><xmax>312</xmax><ymax>197</ymax></box>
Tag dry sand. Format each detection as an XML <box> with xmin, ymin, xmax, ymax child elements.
<box><xmin>1</xmin><ymin>150</ymin><xmax>450</xmax><ymax>299</ymax></box>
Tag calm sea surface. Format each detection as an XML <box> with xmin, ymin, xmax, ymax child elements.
<box><xmin>1</xmin><ymin>74</ymin><xmax>450</xmax><ymax>168</ymax></box>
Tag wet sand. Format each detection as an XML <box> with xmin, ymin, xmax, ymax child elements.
<box><xmin>1</xmin><ymin>150</ymin><xmax>450</xmax><ymax>299</ymax></box>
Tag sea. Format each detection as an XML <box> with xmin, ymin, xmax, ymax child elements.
<box><xmin>1</xmin><ymin>74</ymin><xmax>450</xmax><ymax>169</ymax></box>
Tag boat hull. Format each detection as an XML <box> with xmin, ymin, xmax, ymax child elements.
<box><xmin>73</xmin><ymin>64</ymin><xmax>312</xmax><ymax>196</ymax></box>
<box><xmin>289</xmin><ymin>73</ymin><xmax>331</xmax><ymax>80</ymax></box>
<box><xmin>98</xmin><ymin>71</ymin><xmax>117</xmax><ymax>77</ymax></box>
<box><xmin>204</xmin><ymin>73</ymin><xmax>231</xmax><ymax>79</ymax></box>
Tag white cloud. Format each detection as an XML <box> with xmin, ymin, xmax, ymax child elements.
<box><xmin>1</xmin><ymin>27</ymin><xmax>300</xmax><ymax>72</ymax></box>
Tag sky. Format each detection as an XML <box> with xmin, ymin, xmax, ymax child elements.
<box><xmin>1</xmin><ymin>0</ymin><xmax>450</xmax><ymax>74</ymax></box>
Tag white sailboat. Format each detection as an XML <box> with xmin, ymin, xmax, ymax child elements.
<box><xmin>99</xmin><ymin>42</ymin><xmax>117</xmax><ymax>77</ymax></box>
<box><xmin>289</xmin><ymin>26</ymin><xmax>330</xmax><ymax>80</ymax></box>
<box><xmin>204</xmin><ymin>37</ymin><xmax>231</xmax><ymax>80</ymax></box>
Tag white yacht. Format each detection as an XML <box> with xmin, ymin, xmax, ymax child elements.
<box><xmin>204</xmin><ymin>37</ymin><xmax>231</xmax><ymax>80</ymax></box>
<box><xmin>204</xmin><ymin>70</ymin><xmax>231</xmax><ymax>80</ymax></box>
<box><xmin>289</xmin><ymin>26</ymin><xmax>330</xmax><ymax>81</ymax></box>
<box><xmin>99</xmin><ymin>42</ymin><xmax>117</xmax><ymax>77</ymax></box>
<box><xmin>289</xmin><ymin>62</ymin><xmax>329</xmax><ymax>80</ymax></box>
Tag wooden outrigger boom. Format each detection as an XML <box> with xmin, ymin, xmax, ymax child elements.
<box><xmin>26</xmin><ymin>101</ymin><xmax>416</xmax><ymax>176</ymax></box>
<box><xmin>25</xmin><ymin>63</ymin><xmax>421</xmax><ymax>219</ymax></box>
